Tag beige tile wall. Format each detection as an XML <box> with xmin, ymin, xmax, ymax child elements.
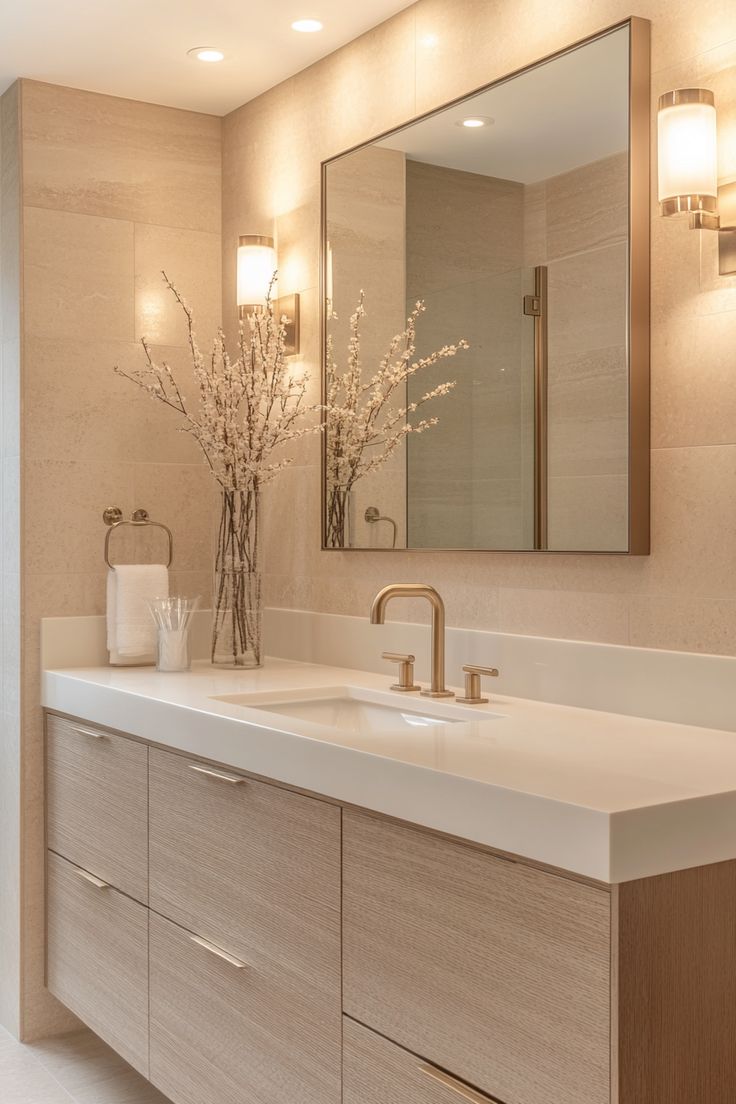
<box><xmin>11</xmin><ymin>80</ymin><xmax>222</xmax><ymax>1040</ymax></box>
<box><xmin>403</xmin><ymin>161</ymin><xmax>529</xmax><ymax>548</ymax></box>
<box><xmin>539</xmin><ymin>152</ymin><xmax>630</xmax><ymax>551</ymax></box>
<box><xmin>222</xmin><ymin>0</ymin><xmax>736</xmax><ymax>653</ymax></box>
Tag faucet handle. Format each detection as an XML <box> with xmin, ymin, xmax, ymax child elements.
<box><xmin>382</xmin><ymin>652</ymin><xmax>420</xmax><ymax>693</ymax></box>
<box><xmin>457</xmin><ymin>664</ymin><xmax>499</xmax><ymax>705</ymax></box>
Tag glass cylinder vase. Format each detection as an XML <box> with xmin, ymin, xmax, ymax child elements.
<box><xmin>325</xmin><ymin>484</ymin><xmax>353</xmax><ymax>549</ymax></box>
<box><xmin>212</xmin><ymin>486</ymin><xmax>262</xmax><ymax>668</ymax></box>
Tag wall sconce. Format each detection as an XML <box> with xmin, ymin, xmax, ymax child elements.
<box><xmin>236</xmin><ymin>234</ymin><xmax>300</xmax><ymax>355</ymax></box>
<box><xmin>657</xmin><ymin>88</ymin><xmax>736</xmax><ymax>275</ymax></box>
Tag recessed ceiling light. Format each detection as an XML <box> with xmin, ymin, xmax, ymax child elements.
<box><xmin>457</xmin><ymin>116</ymin><xmax>494</xmax><ymax>129</ymax></box>
<box><xmin>291</xmin><ymin>18</ymin><xmax>323</xmax><ymax>32</ymax></box>
<box><xmin>187</xmin><ymin>47</ymin><xmax>225</xmax><ymax>62</ymax></box>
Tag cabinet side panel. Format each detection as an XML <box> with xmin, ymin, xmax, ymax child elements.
<box><xmin>616</xmin><ymin>860</ymin><xmax>736</xmax><ymax>1104</ymax></box>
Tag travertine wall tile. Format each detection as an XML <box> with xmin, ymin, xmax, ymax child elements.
<box><xmin>498</xmin><ymin>586</ymin><xmax>630</xmax><ymax>644</ymax></box>
<box><xmin>134</xmin><ymin>224</ymin><xmax>221</xmax><ymax>347</ymax></box>
<box><xmin>24</xmin><ymin>208</ymin><xmax>135</xmax><ymax>341</ymax></box>
<box><xmin>21</xmin><ymin>81</ymin><xmax>221</xmax><ymax>232</ymax></box>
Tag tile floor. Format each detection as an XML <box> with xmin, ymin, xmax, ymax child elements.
<box><xmin>1</xmin><ymin>1026</ymin><xmax>170</xmax><ymax>1103</ymax></box>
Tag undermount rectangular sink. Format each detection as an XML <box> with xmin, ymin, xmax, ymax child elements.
<box><xmin>212</xmin><ymin>686</ymin><xmax>501</xmax><ymax>735</ymax></box>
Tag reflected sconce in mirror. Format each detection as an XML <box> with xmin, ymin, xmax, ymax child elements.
<box><xmin>236</xmin><ymin>234</ymin><xmax>300</xmax><ymax>355</ymax></box>
<box><xmin>657</xmin><ymin>88</ymin><xmax>736</xmax><ymax>274</ymax></box>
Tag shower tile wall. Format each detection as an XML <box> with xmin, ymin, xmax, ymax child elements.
<box><xmin>405</xmin><ymin>161</ymin><xmax>529</xmax><ymax>549</ymax></box>
<box><xmin>529</xmin><ymin>152</ymin><xmax>629</xmax><ymax>551</ymax></box>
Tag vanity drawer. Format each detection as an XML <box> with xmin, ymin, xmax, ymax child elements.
<box><xmin>343</xmin><ymin>810</ymin><xmax>611</xmax><ymax>1104</ymax></box>
<box><xmin>149</xmin><ymin>911</ymin><xmax>341</xmax><ymax>1104</ymax></box>
<box><xmin>46</xmin><ymin>851</ymin><xmax>149</xmax><ymax>1077</ymax></box>
<box><xmin>344</xmin><ymin>1016</ymin><xmax>503</xmax><ymax>1104</ymax></box>
<box><xmin>46</xmin><ymin>713</ymin><xmax>148</xmax><ymax>902</ymax></box>
<box><xmin>148</xmin><ymin>747</ymin><xmax>341</xmax><ymax>992</ymax></box>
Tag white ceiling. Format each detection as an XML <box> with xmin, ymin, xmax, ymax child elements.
<box><xmin>0</xmin><ymin>0</ymin><xmax>415</xmax><ymax>116</ymax></box>
<box><xmin>377</xmin><ymin>26</ymin><xmax>629</xmax><ymax>183</ymax></box>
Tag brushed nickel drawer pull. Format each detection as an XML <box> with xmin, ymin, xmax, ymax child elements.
<box><xmin>188</xmin><ymin>764</ymin><xmax>246</xmax><ymax>785</ymax></box>
<box><xmin>418</xmin><ymin>1065</ymin><xmax>500</xmax><ymax>1104</ymax></box>
<box><xmin>190</xmin><ymin>934</ymin><xmax>249</xmax><ymax>969</ymax></box>
<box><xmin>71</xmin><ymin>723</ymin><xmax>108</xmax><ymax>740</ymax></box>
<box><xmin>75</xmin><ymin>868</ymin><xmax>110</xmax><ymax>889</ymax></box>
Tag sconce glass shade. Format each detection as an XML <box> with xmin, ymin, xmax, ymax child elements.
<box><xmin>657</xmin><ymin>89</ymin><xmax>718</xmax><ymax>217</ymax></box>
<box><xmin>237</xmin><ymin>235</ymin><xmax>277</xmax><ymax>311</ymax></box>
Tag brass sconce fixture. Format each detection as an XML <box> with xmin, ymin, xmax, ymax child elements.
<box><xmin>236</xmin><ymin>234</ymin><xmax>300</xmax><ymax>355</ymax></box>
<box><xmin>657</xmin><ymin>88</ymin><xmax>736</xmax><ymax>274</ymax></box>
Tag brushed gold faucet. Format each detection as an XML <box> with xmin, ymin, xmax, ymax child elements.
<box><xmin>370</xmin><ymin>583</ymin><xmax>453</xmax><ymax>698</ymax></box>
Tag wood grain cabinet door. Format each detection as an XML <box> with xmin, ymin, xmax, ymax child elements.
<box><xmin>46</xmin><ymin>713</ymin><xmax>148</xmax><ymax>902</ymax></box>
<box><xmin>150</xmin><ymin>912</ymin><xmax>340</xmax><ymax>1104</ymax></box>
<box><xmin>148</xmin><ymin>748</ymin><xmax>342</xmax><ymax>1104</ymax></box>
<box><xmin>343</xmin><ymin>809</ymin><xmax>611</xmax><ymax>1104</ymax></box>
<box><xmin>344</xmin><ymin>1016</ymin><xmax>505</xmax><ymax>1104</ymax></box>
<box><xmin>46</xmin><ymin>851</ymin><xmax>149</xmax><ymax>1077</ymax></box>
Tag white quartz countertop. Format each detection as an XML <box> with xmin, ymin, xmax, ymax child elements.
<box><xmin>42</xmin><ymin>657</ymin><xmax>736</xmax><ymax>884</ymax></box>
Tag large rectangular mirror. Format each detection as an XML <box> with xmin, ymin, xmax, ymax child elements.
<box><xmin>321</xmin><ymin>18</ymin><xmax>650</xmax><ymax>553</ymax></box>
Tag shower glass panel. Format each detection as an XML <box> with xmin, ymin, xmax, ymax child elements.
<box><xmin>407</xmin><ymin>267</ymin><xmax>537</xmax><ymax>550</ymax></box>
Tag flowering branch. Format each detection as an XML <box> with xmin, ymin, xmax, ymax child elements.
<box><xmin>324</xmin><ymin>293</ymin><xmax>467</xmax><ymax>544</ymax></box>
<box><xmin>115</xmin><ymin>272</ymin><xmax>320</xmax><ymax>493</ymax></box>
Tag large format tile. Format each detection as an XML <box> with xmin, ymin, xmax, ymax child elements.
<box><xmin>651</xmin><ymin>310</ymin><xmax>736</xmax><ymax>449</ymax></box>
<box><xmin>23</xmin><ymin>458</ymin><xmax>135</xmax><ymax>574</ymax></box>
<box><xmin>23</xmin><ymin>208</ymin><xmax>134</xmax><ymax>342</ymax></box>
<box><xmin>21</xmin><ymin>80</ymin><xmax>221</xmax><ymax>232</ymax></box>
<box><xmin>545</xmin><ymin>152</ymin><xmax>628</xmax><ymax>263</ymax></box>
<box><xmin>30</xmin><ymin>1029</ymin><xmax>170</xmax><ymax>1104</ymax></box>
<box><xmin>498</xmin><ymin>586</ymin><xmax>630</xmax><ymax>645</ymax></box>
<box><xmin>134</xmin><ymin>225</ymin><xmax>221</xmax><ymax>348</ymax></box>
<box><xmin>629</xmin><ymin>594</ymin><xmax>736</xmax><ymax>654</ymax></box>
<box><xmin>0</xmin><ymin>1029</ymin><xmax>74</xmax><ymax>1103</ymax></box>
<box><xmin>23</xmin><ymin>338</ymin><xmax>203</xmax><ymax>465</ymax></box>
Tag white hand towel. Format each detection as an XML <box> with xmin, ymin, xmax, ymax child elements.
<box><xmin>107</xmin><ymin>564</ymin><xmax>169</xmax><ymax>665</ymax></box>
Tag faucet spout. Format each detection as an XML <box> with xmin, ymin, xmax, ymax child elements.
<box><xmin>369</xmin><ymin>584</ymin><xmax>453</xmax><ymax>698</ymax></box>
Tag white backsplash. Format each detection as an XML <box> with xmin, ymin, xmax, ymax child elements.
<box><xmin>41</xmin><ymin>607</ymin><xmax>736</xmax><ymax>733</ymax></box>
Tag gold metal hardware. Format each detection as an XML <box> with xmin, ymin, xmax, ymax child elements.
<box><xmin>456</xmin><ymin>664</ymin><xmax>499</xmax><ymax>705</ymax></box>
<box><xmin>370</xmin><ymin>584</ymin><xmax>453</xmax><ymax>698</ymax></box>
<box><xmin>365</xmin><ymin>506</ymin><xmax>398</xmax><ymax>548</ymax></box>
<box><xmin>658</xmin><ymin>87</ymin><xmax>715</xmax><ymax>110</ymax></box>
<box><xmin>71</xmin><ymin>723</ymin><xmax>107</xmax><ymax>740</ymax></box>
<box><xmin>660</xmin><ymin>194</ymin><xmax>718</xmax><ymax>219</ymax></box>
<box><xmin>523</xmin><ymin>294</ymin><xmax>541</xmax><ymax>317</ymax></box>
<box><xmin>103</xmin><ymin>506</ymin><xmax>173</xmax><ymax>569</ymax></box>
<box><xmin>238</xmin><ymin>234</ymin><xmax>274</xmax><ymax>250</ymax></box>
<box><xmin>188</xmin><ymin>764</ymin><xmax>247</xmax><ymax>785</ymax></box>
<box><xmin>75</xmin><ymin>869</ymin><xmax>110</xmax><ymax>889</ymax></box>
<box><xmin>190</xmin><ymin>934</ymin><xmax>249</xmax><ymax>969</ymax></box>
<box><xmin>531</xmin><ymin>265</ymin><xmax>548</xmax><ymax>551</ymax></box>
<box><xmin>381</xmin><ymin>651</ymin><xmax>420</xmax><ymax>692</ymax></box>
<box><xmin>418</xmin><ymin>1064</ymin><xmax>501</xmax><ymax>1104</ymax></box>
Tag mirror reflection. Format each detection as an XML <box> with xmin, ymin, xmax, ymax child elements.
<box><xmin>323</xmin><ymin>24</ymin><xmax>641</xmax><ymax>552</ymax></box>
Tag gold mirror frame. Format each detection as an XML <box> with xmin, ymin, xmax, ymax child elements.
<box><xmin>320</xmin><ymin>16</ymin><xmax>650</xmax><ymax>555</ymax></box>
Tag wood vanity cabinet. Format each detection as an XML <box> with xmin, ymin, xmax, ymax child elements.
<box><xmin>46</xmin><ymin>713</ymin><xmax>148</xmax><ymax>902</ymax></box>
<box><xmin>147</xmin><ymin>748</ymin><xmax>342</xmax><ymax>1104</ymax></box>
<box><xmin>45</xmin><ymin>711</ymin><xmax>736</xmax><ymax>1104</ymax></box>
<box><xmin>342</xmin><ymin>808</ymin><xmax>610</xmax><ymax>1104</ymax></box>
<box><xmin>46</xmin><ymin>851</ymin><xmax>149</xmax><ymax>1077</ymax></box>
